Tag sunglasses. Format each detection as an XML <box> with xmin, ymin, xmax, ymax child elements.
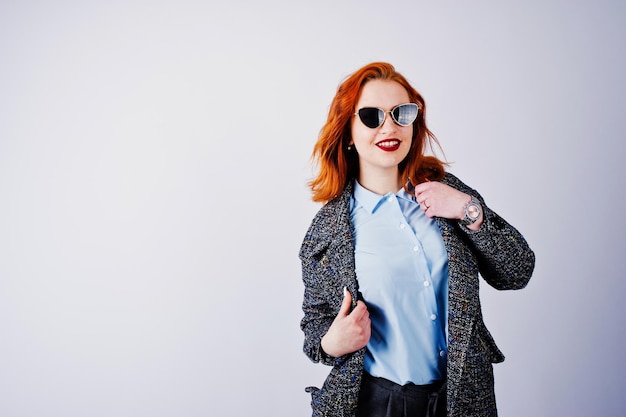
<box><xmin>355</xmin><ymin>103</ymin><xmax>419</xmax><ymax>129</ymax></box>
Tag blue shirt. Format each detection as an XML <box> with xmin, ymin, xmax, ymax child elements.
<box><xmin>350</xmin><ymin>180</ymin><xmax>449</xmax><ymax>385</ymax></box>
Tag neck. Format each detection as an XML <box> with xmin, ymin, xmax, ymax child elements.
<box><xmin>358</xmin><ymin>168</ymin><xmax>403</xmax><ymax>195</ymax></box>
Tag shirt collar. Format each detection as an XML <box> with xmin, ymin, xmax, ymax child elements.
<box><xmin>353</xmin><ymin>180</ymin><xmax>416</xmax><ymax>214</ymax></box>
<box><xmin>397</xmin><ymin>184</ymin><xmax>417</xmax><ymax>203</ymax></box>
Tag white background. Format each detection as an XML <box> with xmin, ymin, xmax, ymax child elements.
<box><xmin>1</xmin><ymin>1</ymin><xmax>625</xmax><ymax>416</ymax></box>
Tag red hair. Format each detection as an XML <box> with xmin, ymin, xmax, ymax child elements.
<box><xmin>309</xmin><ymin>62</ymin><xmax>446</xmax><ymax>203</ymax></box>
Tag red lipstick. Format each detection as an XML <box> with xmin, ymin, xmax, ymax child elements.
<box><xmin>376</xmin><ymin>139</ymin><xmax>401</xmax><ymax>152</ymax></box>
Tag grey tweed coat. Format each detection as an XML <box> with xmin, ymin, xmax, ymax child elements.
<box><xmin>299</xmin><ymin>173</ymin><xmax>535</xmax><ymax>417</ymax></box>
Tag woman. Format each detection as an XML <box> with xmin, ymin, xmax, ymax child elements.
<box><xmin>299</xmin><ymin>62</ymin><xmax>535</xmax><ymax>417</ymax></box>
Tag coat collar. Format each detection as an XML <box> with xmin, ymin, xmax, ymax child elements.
<box><xmin>299</xmin><ymin>181</ymin><xmax>354</xmax><ymax>259</ymax></box>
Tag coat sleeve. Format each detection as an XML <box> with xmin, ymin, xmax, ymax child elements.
<box><xmin>299</xmin><ymin>213</ymin><xmax>352</xmax><ymax>367</ymax></box>
<box><xmin>444</xmin><ymin>173</ymin><xmax>536</xmax><ymax>290</ymax></box>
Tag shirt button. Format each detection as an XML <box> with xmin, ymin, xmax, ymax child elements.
<box><xmin>400</xmin><ymin>223</ymin><xmax>406</xmax><ymax>230</ymax></box>
<box><xmin>413</xmin><ymin>246</ymin><xmax>419</xmax><ymax>252</ymax></box>
<box><xmin>440</xmin><ymin>350</ymin><xmax>446</xmax><ymax>358</ymax></box>
<box><xmin>387</xmin><ymin>196</ymin><xmax>394</xmax><ymax>202</ymax></box>
<box><xmin>423</xmin><ymin>281</ymin><xmax>430</xmax><ymax>287</ymax></box>
<box><xmin>430</xmin><ymin>314</ymin><xmax>437</xmax><ymax>321</ymax></box>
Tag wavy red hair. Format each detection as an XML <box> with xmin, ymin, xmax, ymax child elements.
<box><xmin>309</xmin><ymin>62</ymin><xmax>447</xmax><ymax>203</ymax></box>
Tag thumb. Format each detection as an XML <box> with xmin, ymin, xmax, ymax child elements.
<box><xmin>338</xmin><ymin>287</ymin><xmax>353</xmax><ymax>317</ymax></box>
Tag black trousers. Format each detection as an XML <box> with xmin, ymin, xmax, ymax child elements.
<box><xmin>355</xmin><ymin>372</ymin><xmax>447</xmax><ymax>417</ymax></box>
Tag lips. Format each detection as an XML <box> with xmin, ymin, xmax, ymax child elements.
<box><xmin>376</xmin><ymin>139</ymin><xmax>401</xmax><ymax>152</ymax></box>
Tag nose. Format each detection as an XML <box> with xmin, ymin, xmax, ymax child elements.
<box><xmin>379</xmin><ymin>110</ymin><xmax>398</xmax><ymax>133</ymax></box>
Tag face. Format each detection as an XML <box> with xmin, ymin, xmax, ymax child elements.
<box><xmin>350</xmin><ymin>79</ymin><xmax>413</xmax><ymax>181</ymax></box>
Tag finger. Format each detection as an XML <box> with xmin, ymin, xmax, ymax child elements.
<box><xmin>352</xmin><ymin>300</ymin><xmax>369</xmax><ymax>320</ymax></box>
<box><xmin>418</xmin><ymin>197</ymin><xmax>430</xmax><ymax>212</ymax></box>
<box><xmin>415</xmin><ymin>188</ymin><xmax>431</xmax><ymax>205</ymax></box>
<box><xmin>338</xmin><ymin>287</ymin><xmax>353</xmax><ymax>317</ymax></box>
<box><xmin>414</xmin><ymin>181</ymin><xmax>433</xmax><ymax>194</ymax></box>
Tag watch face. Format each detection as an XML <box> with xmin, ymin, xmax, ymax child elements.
<box><xmin>468</xmin><ymin>204</ymin><xmax>480</xmax><ymax>219</ymax></box>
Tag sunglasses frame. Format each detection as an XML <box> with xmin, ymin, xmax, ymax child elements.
<box><xmin>354</xmin><ymin>103</ymin><xmax>419</xmax><ymax>129</ymax></box>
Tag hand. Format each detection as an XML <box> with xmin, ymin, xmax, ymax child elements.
<box><xmin>414</xmin><ymin>180</ymin><xmax>477</xmax><ymax>223</ymax></box>
<box><xmin>320</xmin><ymin>288</ymin><xmax>371</xmax><ymax>358</ymax></box>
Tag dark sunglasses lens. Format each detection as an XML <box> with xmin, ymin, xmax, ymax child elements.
<box><xmin>358</xmin><ymin>107</ymin><xmax>384</xmax><ymax>128</ymax></box>
<box><xmin>392</xmin><ymin>104</ymin><xmax>418</xmax><ymax>126</ymax></box>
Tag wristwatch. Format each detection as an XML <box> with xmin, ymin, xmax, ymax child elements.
<box><xmin>461</xmin><ymin>196</ymin><xmax>482</xmax><ymax>225</ymax></box>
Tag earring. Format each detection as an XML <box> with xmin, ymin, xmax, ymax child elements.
<box><xmin>347</xmin><ymin>144</ymin><xmax>353</xmax><ymax>151</ymax></box>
